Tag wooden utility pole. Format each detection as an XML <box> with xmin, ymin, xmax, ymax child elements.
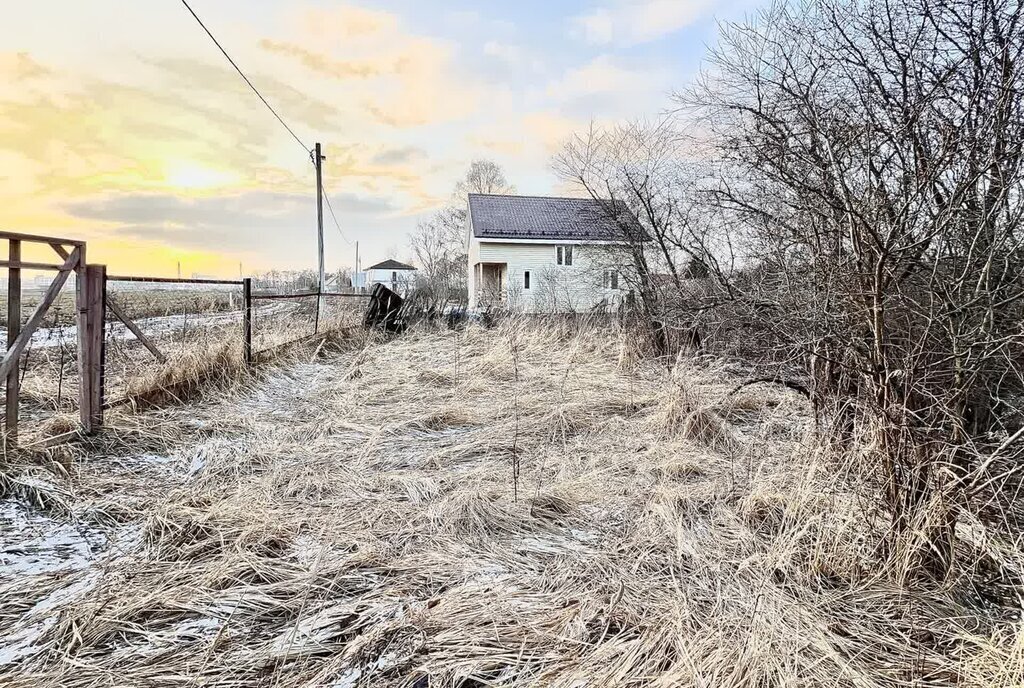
<box><xmin>314</xmin><ymin>142</ymin><xmax>325</xmax><ymax>331</ymax></box>
<box><xmin>355</xmin><ymin>241</ymin><xmax>359</xmax><ymax>291</ymax></box>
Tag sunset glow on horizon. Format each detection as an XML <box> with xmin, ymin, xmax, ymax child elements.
<box><xmin>0</xmin><ymin>0</ymin><xmax>752</xmax><ymax>277</ymax></box>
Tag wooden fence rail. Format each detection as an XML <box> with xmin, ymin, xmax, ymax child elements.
<box><xmin>3</xmin><ymin>233</ymin><xmax>371</xmax><ymax>446</ymax></box>
<box><xmin>1</xmin><ymin>231</ymin><xmax>103</xmax><ymax>446</ymax></box>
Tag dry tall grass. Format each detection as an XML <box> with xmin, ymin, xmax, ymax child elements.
<box><xmin>1</xmin><ymin>319</ymin><xmax>1022</xmax><ymax>686</ymax></box>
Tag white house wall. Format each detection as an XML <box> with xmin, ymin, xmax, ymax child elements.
<box><xmin>469</xmin><ymin>240</ymin><xmax>627</xmax><ymax>312</ymax></box>
<box><xmin>466</xmin><ymin>204</ymin><xmax>479</xmax><ymax>306</ymax></box>
<box><xmin>363</xmin><ymin>268</ymin><xmax>417</xmax><ymax>295</ymax></box>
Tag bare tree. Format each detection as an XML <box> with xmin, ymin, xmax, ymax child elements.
<box><xmin>455</xmin><ymin>159</ymin><xmax>515</xmax><ymax>197</ymax></box>
<box><xmin>408</xmin><ymin>159</ymin><xmax>516</xmax><ymax>308</ymax></box>
<box><xmin>555</xmin><ymin>120</ymin><xmax>741</xmax><ymax>349</ymax></box>
<box><xmin>683</xmin><ymin>0</ymin><xmax>1024</xmax><ymax>575</ymax></box>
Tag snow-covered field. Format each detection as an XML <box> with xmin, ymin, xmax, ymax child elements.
<box><xmin>0</xmin><ymin>300</ymin><xmax>298</xmax><ymax>350</ymax></box>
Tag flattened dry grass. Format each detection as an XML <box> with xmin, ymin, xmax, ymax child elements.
<box><xmin>1</xmin><ymin>318</ymin><xmax>1023</xmax><ymax>687</ymax></box>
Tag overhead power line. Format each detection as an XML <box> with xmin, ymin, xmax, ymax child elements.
<box><xmin>322</xmin><ymin>191</ymin><xmax>352</xmax><ymax>245</ymax></box>
<box><xmin>179</xmin><ymin>0</ymin><xmax>310</xmax><ymax>154</ymax></box>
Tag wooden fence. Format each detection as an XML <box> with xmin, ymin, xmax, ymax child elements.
<box><xmin>1</xmin><ymin>231</ymin><xmax>368</xmax><ymax>448</ymax></box>
<box><xmin>0</xmin><ymin>231</ymin><xmax>105</xmax><ymax>447</ymax></box>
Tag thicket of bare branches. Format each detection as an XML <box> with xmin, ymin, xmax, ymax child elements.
<box><xmin>560</xmin><ymin>0</ymin><xmax>1024</xmax><ymax>577</ymax></box>
<box><xmin>555</xmin><ymin>121</ymin><xmax>741</xmax><ymax>341</ymax></box>
<box><xmin>410</xmin><ymin>160</ymin><xmax>515</xmax><ymax>309</ymax></box>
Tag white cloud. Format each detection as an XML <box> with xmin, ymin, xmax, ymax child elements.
<box><xmin>571</xmin><ymin>0</ymin><xmax>711</xmax><ymax>45</ymax></box>
<box><xmin>483</xmin><ymin>41</ymin><xmax>544</xmax><ymax>73</ymax></box>
<box><xmin>547</xmin><ymin>54</ymin><xmax>665</xmax><ymax>101</ymax></box>
<box><xmin>484</xmin><ymin>41</ymin><xmax>522</xmax><ymax>64</ymax></box>
<box><xmin>573</xmin><ymin>8</ymin><xmax>615</xmax><ymax>44</ymax></box>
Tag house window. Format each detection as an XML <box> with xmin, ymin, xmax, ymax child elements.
<box><xmin>556</xmin><ymin>245</ymin><xmax>574</xmax><ymax>266</ymax></box>
<box><xmin>524</xmin><ymin>271</ymin><xmax>531</xmax><ymax>289</ymax></box>
<box><xmin>604</xmin><ymin>270</ymin><xmax>619</xmax><ymax>290</ymax></box>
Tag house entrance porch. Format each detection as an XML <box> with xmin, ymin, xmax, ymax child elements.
<box><xmin>473</xmin><ymin>262</ymin><xmax>507</xmax><ymax>306</ymax></box>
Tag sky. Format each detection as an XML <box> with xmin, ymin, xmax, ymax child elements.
<box><xmin>0</xmin><ymin>0</ymin><xmax>755</xmax><ymax>277</ymax></box>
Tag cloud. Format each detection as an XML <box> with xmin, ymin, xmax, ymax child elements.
<box><xmin>570</xmin><ymin>0</ymin><xmax>711</xmax><ymax>45</ymax></box>
<box><xmin>444</xmin><ymin>9</ymin><xmax>517</xmax><ymax>36</ymax></box>
<box><xmin>466</xmin><ymin>133</ymin><xmax>525</xmax><ymax>157</ymax></box>
<box><xmin>484</xmin><ymin>41</ymin><xmax>523</xmax><ymax>65</ymax></box>
<box><xmin>261</xmin><ymin>10</ymin><xmax>475</xmax><ymax>130</ymax></box>
<box><xmin>258</xmin><ymin>40</ymin><xmax>382</xmax><ymax>79</ymax></box>
<box><xmin>522</xmin><ymin>112</ymin><xmax>585</xmax><ymax>154</ymax></box>
<box><xmin>369</xmin><ymin>146</ymin><xmax>427</xmax><ymax>166</ymax></box>
<box><xmin>145</xmin><ymin>57</ymin><xmax>344</xmax><ymax>135</ymax></box>
<box><xmin>299</xmin><ymin>5</ymin><xmax>398</xmax><ymax>39</ymax></box>
<box><xmin>66</xmin><ymin>189</ymin><xmax>394</xmax><ymax>224</ymax></box>
<box><xmin>482</xmin><ymin>41</ymin><xmax>544</xmax><ymax>73</ymax></box>
<box><xmin>0</xmin><ymin>52</ymin><xmax>51</xmax><ymax>82</ymax></box>
<box><xmin>0</xmin><ymin>54</ymin><xmax>359</xmax><ymax>204</ymax></box>
<box><xmin>545</xmin><ymin>55</ymin><xmax>670</xmax><ymax>118</ymax></box>
<box><xmin>62</xmin><ymin>190</ymin><xmax>400</xmax><ymax>263</ymax></box>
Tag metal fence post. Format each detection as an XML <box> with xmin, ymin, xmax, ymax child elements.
<box><xmin>242</xmin><ymin>277</ymin><xmax>252</xmax><ymax>366</ymax></box>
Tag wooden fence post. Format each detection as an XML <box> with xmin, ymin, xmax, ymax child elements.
<box><xmin>5</xmin><ymin>239</ymin><xmax>21</xmax><ymax>447</ymax></box>
<box><xmin>79</xmin><ymin>264</ymin><xmax>106</xmax><ymax>434</ymax></box>
<box><xmin>242</xmin><ymin>277</ymin><xmax>252</xmax><ymax>366</ymax></box>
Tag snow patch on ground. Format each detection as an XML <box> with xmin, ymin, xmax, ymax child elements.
<box><xmin>0</xmin><ymin>500</ymin><xmax>124</xmax><ymax>668</ymax></box>
<box><xmin>0</xmin><ymin>501</ymin><xmax>105</xmax><ymax>576</ymax></box>
<box><xmin>0</xmin><ymin>570</ymin><xmax>100</xmax><ymax>667</ymax></box>
<box><xmin>331</xmin><ymin>667</ymin><xmax>363</xmax><ymax>688</ymax></box>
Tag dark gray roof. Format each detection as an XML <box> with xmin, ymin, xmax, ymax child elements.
<box><xmin>366</xmin><ymin>259</ymin><xmax>416</xmax><ymax>271</ymax></box>
<box><xmin>468</xmin><ymin>193</ymin><xmax>645</xmax><ymax>242</ymax></box>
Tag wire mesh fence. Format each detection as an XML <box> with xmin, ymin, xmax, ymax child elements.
<box><xmin>103</xmin><ymin>279</ymin><xmax>245</xmax><ymax>406</ymax></box>
<box><xmin>105</xmin><ymin>280</ymin><xmax>370</xmax><ymax>404</ymax></box>
<box><xmin>2</xmin><ymin>266</ymin><xmax>370</xmax><ymax>438</ymax></box>
<box><xmin>250</xmin><ymin>292</ymin><xmax>368</xmax><ymax>357</ymax></box>
<box><xmin>0</xmin><ymin>271</ymin><xmax>80</xmax><ymax>438</ymax></box>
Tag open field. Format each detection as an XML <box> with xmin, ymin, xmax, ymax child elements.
<box><xmin>0</xmin><ymin>286</ymin><xmax>243</xmax><ymax>330</ymax></box>
<box><xmin>1</xmin><ymin>321</ymin><xmax>1022</xmax><ymax>686</ymax></box>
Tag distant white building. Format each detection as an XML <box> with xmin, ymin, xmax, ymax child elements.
<box><xmin>466</xmin><ymin>194</ymin><xmax>644</xmax><ymax>313</ymax></box>
<box><xmin>357</xmin><ymin>259</ymin><xmax>418</xmax><ymax>295</ymax></box>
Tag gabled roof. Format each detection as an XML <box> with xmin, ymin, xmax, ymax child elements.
<box><xmin>468</xmin><ymin>193</ymin><xmax>645</xmax><ymax>242</ymax></box>
<box><xmin>366</xmin><ymin>259</ymin><xmax>416</xmax><ymax>271</ymax></box>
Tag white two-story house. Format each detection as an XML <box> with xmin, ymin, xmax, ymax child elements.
<box><xmin>356</xmin><ymin>259</ymin><xmax>417</xmax><ymax>295</ymax></box>
<box><xmin>467</xmin><ymin>193</ymin><xmax>644</xmax><ymax>313</ymax></box>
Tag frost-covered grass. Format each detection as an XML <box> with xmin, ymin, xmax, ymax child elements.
<box><xmin>1</xmin><ymin>320</ymin><xmax>1022</xmax><ymax>686</ymax></box>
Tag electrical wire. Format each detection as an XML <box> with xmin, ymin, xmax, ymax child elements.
<box><xmin>322</xmin><ymin>191</ymin><xmax>352</xmax><ymax>245</ymax></box>
<box><xmin>179</xmin><ymin>0</ymin><xmax>310</xmax><ymax>154</ymax></box>
<box><xmin>180</xmin><ymin>0</ymin><xmax>355</xmax><ymax>256</ymax></box>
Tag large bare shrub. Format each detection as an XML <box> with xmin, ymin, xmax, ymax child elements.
<box><xmin>684</xmin><ymin>0</ymin><xmax>1024</xmax><ymax>575</ymax></box>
